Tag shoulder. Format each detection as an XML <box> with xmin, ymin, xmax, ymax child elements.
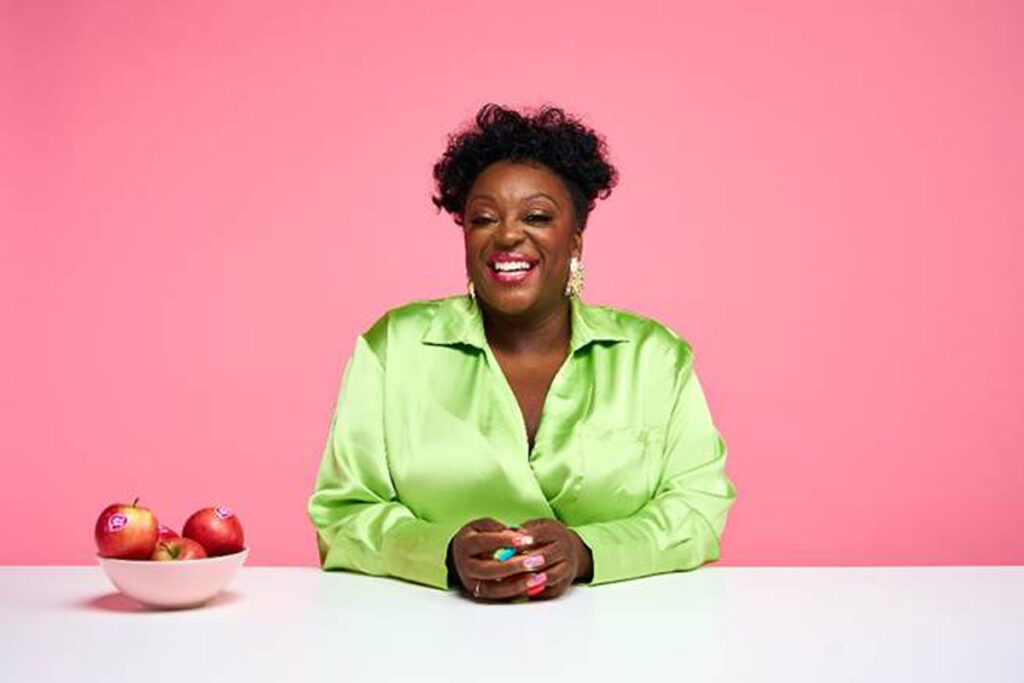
<box><xmin>359</xmin><ymin>295</ymin><xmax>462</xmax><ymax>362</ymax></box>
<box><xmin>583</xmin><ymin>301</ymin><xmax>696</xmax><ymax>370</ymax></box>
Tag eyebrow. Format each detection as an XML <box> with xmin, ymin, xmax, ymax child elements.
<box><xmin>467</xmin><ymin>192</ymin><xmax>561</xmax><ymax>207</ymax></box>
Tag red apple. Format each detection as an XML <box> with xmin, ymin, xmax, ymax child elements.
<box><xmin>182</xmin><ymin>506</ymin><xmax>245</xmax><ymax>557</ymax></box>
<box><xmin>151</xmin><ymin>537</ymin><xmax>207</xmax><ymax>561</ymax></box>
<box><xmin>94</xmin><ymin>497</ymin><xmax>159</xmax><ymax>559</ymax></box>
<box><xmin>157</xmin><ymin>525</ymin><xmax>179</xmax><ymax>542</ymax></box>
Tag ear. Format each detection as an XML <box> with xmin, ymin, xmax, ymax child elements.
<box><xmin>573</xmin><ymin>228</ymin><xmax>583</xmax><ymax>259</ymax></box>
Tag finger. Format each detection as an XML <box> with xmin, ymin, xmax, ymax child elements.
<box><xmin>461</xmin><ymin>547</ymin><xmax>558</xmax><ymax>582</ymax></box>
<box><xmin>511</xmin><ymin>547</ymin><xmax>562</xmax><ymax>575</ymax></box>
<box><xmin>507</xmin><ymin>544</ymin><xmax>566</xmax><ymax>575</ymax></box>
<box><xmin>464</xmin><ymin>572</ymin><xmax>521</xmax><ymax>602</ymax></box>
<box><xmin>461</xmin><ymin>530</ymin><xmax>534</xmax><ymax>558</ymax></box>
<box><xmin>478</xmin><ymin>567</ymin><xmax>555</xmax><ymax>602</ymax></box>
<box><xmin>460</xmin><ymin>555</ymin><xmax>527</xmax><ymax>582</ymax></box>
<box><xmin>494</xmin><ymin>529</ymin><xmax>563</xmax><ymax>559</ymax></box>
<box><xmin>518</xmin><ymin>519</ymin><xmax>566</xmax><ymax>544</ymax></box>
<box><xmin>467</xmin><ymin>518</ymin><xmax>507</xmax><ymax>533</ymax></box>
<box><xmin>527</xmin><ymin>582</ymin><xmax>566</xmax><ymax>600</ymax></box>
<box><xmin>524</xmin><ymin>561</ymin><xmax>571</xmax><ymax>599</ymax></box>
<box><xmin>517</xmin><ymin>518</ymin><xmax>551</xmax><ymax>535</ymax></box>
<box><xmin>516</xmin><ymin>521</ymin><xmax>576</xmax><ymax>561</ymax></box>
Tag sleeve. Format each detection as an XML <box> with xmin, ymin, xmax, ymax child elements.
<box><xmin>306</xmin><ymin>334</ymin><xmax>465</xmax><ymax>590</ymax></box>
<box><xmin>568</xmin><ymin>345</ymin><xmax>738</xmax><ymax>586</ymax></box>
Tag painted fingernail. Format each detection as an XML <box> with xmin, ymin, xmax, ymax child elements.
<box><xmin>493</xmin><ymin>547</ymin><xmax>516</xmax><ymax>563</ymax></box>
<box><xmin>513</xmin><ymin>534</ymin><xmax>533</xmax><ymax>547</ymax></box>
<box><xmin>522</xmin><ymin>554</ymin><xmax>545</xmax><ymax>571</ymax></box>
<box><xmin>508</xmin><ymin>525</ymin><xmax>520</xmax><ymax>530</ymax></box>
<box><xmin>526</xmin><ymin>583</ymin><xmax>546</xmax><ymax>597</ymax></box>
<box><xmin>526</xmin><ymin>572</ymin><xmax>547</xmax><ymax>588</ymax></box>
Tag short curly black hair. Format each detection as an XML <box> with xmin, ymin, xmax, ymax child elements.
<box><xmin>431</xmin><ymin>103</ymin><xmax>618</xmax><ymax>231</ymax></box>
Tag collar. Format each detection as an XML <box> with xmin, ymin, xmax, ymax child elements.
<box><xmin>421</xmin><ymin>295</ymin><xmax>630</xmax><ymax>353</ymax></box>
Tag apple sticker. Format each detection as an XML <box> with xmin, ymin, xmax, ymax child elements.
<box><xmin>107</xmin><ymin>513</ymin><xmax>128</xmax><ymax>533</ymax></box>
<box><xmin>215</xmin><ymin>506</ymin><xmax>233</xmax><ymax>520</ymax></box>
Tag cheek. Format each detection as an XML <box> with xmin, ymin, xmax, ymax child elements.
<box><xmin>464</xmin><ymin>237</ymin><xmax>490</xmax><ymax>275</ymax></box>
<box><xmin>462</xmin><ymin>234</ymin><xmax>480</xmax><ymax>261</ymax></box>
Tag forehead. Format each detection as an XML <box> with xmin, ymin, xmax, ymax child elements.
<box><xmin>468</xmin><ymin>160</ymin><xmax>569</xmax><ymax>203</ymax></box>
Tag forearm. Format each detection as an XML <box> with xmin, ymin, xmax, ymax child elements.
<box><xmin>312</xmin><ymin>496</ymin><xmax>464</xmax><ymax>590</ymax></box>
<box><xmin>569</xmin><ymin>486</ymin><xmax>731</xmax><ymax>586</ymax></box>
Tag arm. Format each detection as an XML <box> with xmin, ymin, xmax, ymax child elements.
<box><xmin>306</xmin><ymin>334</ymin><xmax>464</xmax><ymax>590</ymax></box>
<box><xmin>568</xmin><ymin>345</ymin><xmax>738</xmax><ymax>586</ymax></box>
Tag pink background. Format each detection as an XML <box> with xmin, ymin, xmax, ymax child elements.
<box><xmin>2</xmin><ymin>1</ymin><xmax>1022</xmax><ymax>566</ymax></box>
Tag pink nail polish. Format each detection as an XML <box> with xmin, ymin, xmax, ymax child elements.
<box><xmin>522</xmin><ymin>554</ymin><xmax>545</xmax><ymax>571</ymax></box>
<box><xmin>526</xmin><ymin>572</ymin><xmax>547</xmax><ymax>588</ymax></box>
<box><xmin>513</xmin><ymin>535</ymin><xmax>533</xmax><ymax>547</ymax></box>
<box><xmin>526</xmin><ymin>583</ymin><xmax>546</xmax><ymax>597</ymax></box>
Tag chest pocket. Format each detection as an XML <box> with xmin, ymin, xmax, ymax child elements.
<box><xmin>577</xmin><ymin>425</ymin><xmax>661</xmax><ymax>523</ymax></box>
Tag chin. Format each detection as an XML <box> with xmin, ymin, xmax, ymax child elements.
<box><xmin>480</xmin><ymin>288</ymin><xmax>553</xmax><ymax>317</ymax></box>
<box><xmin>483</xmin><ymin>297</ymin><xmax>534</xmax><ymax>317</ymax></box>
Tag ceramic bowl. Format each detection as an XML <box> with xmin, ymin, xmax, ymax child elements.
<box><xmin>97</xmin><ymin>548</ymin><xmax>248</xmax><ymax>609</ymax></box>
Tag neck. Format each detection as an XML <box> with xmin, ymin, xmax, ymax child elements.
<box><xmin>479</xmin><ymin>298</ymin><xmax>572</xmax><ymax>356</ymax></box>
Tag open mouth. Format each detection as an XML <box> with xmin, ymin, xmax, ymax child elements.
<box><xmin>487</xmin><ymin>259</ymin><xmax>538</xmax><ymax>284</ymax></box>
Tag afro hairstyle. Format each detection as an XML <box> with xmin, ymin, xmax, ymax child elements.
<box><xmin>431</xmin><ymin>103</ymin><xmax>618</xmax><ymax>231</ymax></box>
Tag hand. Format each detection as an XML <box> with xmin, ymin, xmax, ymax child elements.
<box><xmin>449</xmin><ymin>518</ymin><xmax>538</xmax><ymax>602</ymax></box>
<box><xmin>515</xmin><ymin>518</ymin><xmax>593</xmax><ymax>600</ymax></box>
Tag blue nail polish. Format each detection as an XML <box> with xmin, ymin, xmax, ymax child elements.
<box><xmin>493</xmin><ymin>547</ymin><xmax>516</xmax><ymax>562</ymax></box>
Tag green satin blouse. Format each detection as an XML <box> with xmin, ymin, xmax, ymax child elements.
<box><xmin>306</xmin><ymin>294</ymin><xmax>737</xmax><ymax>590</ymax></box>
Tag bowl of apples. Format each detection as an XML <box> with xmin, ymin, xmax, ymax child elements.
<box><xmin>95</xmin><ymin>498</ymin><xmax>248</xmax><ymax>609</ymax></box>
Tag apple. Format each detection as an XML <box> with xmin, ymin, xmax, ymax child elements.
<box><xmin>157</xmin><ymin>525</ymin><xmax>179</xmax><ymax>542</ymax></box>
<box><xmin>183</xmin><ymin>506</ymin><xmax>245</xmax><ymax>557</ymax></box>
<box><xmin>94</xmin><ymin>497</ymin><xmax>159</xmax><ymax>560</ymax></box>
<box><xmin>151</xmin><ymin>537</ymin><xmax>207</xmax><ymax>561</ymax></box>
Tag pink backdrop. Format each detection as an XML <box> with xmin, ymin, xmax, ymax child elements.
<box><xmin>2</xmin><ymin>1</ymin><xmax>1022</xmax><ymax>566</ymax></box>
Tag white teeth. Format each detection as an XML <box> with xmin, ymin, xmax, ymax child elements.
<box><xmin>493</xmin><ymin>261</ymin><xmax>533</xmax><ymax>272</ymax></box>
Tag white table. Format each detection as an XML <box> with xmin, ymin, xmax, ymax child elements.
<box><xmin>2</xmin><ymin>566</ymin><xmax>1022</xmax><ymax>682</ymax></box>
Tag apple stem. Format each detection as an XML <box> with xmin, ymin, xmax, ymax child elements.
<box><xmin>132</xmin><ymin>497</ymin><xmax>140</xmax><ymax>508</ymax></box>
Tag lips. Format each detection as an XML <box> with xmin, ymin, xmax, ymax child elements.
<box><xmin>487</xmin><ymin>252</ymin><xmax>539</xmax><ymax>267</ymax></box>
<box><xmin>488</xmin><ymin>266</ymin><xmax>536</xmax><ymax>284</ymax></box>
<box><xmin>485</xmin><ymin>252</ymin><xmax>539</xmax><ymax>285</ymax></box>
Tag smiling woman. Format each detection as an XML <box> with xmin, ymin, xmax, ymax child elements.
<box><xmin>306</xmin><ymin>103</ymin><xmax>737</xmax><ymax>603</ymax></box>
<box><xmin>463</xmin><ymin>159</ymin><xmax>580</xmax><ymax>319</ymax></box>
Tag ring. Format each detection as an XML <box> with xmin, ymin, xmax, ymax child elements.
<box><xmin>473</xmin><ymin>581</ymin><xmax>482</xmax><ymax>597</ymax></box>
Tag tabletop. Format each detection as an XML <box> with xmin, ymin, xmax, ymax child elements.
<box><xmin>2</xmin><ymin>565</ymin><xmax>1022</xmax><ymax>682</ymax></box>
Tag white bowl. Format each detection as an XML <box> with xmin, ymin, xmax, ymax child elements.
<box><xmin>97</xmin><ymin>548</ymin><xmax>248</xmax><ymax>609</ymax></box>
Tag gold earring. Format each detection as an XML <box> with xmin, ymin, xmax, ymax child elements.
<box><xmin>467</xmin><ymin>279</ymin><xmax>476</xmax><ymax>301</ymax></box>
<box><xmin>565</xmin><ymin>256</ymin><xmax>585</xmax><ymax>298</ymax></box>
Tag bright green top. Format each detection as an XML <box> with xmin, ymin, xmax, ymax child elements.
<box><xmin>306</xmin><ymin>294</ymin><xmax>738</xmax><ymax>590</ymax></box>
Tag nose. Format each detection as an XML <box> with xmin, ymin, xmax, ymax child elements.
<box><xmin>493</xmin><ymin>217</ymin><xmax>525</xmax><ymax>247</ymax></box>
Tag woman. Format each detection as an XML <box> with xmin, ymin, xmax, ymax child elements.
<box><xmin>307</xmin><ymin>103</ymin><xmax>737</xmax><ymax>602</ymax></box>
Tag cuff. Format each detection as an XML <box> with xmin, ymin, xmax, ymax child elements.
<box><xmin>382</xmin><ymin>517</ymin><xmax>465</xmax><ymax>590</ymax></box>
<box><xmin>569</xmin><ymin>522</ymin><xmax>655</xmax><ymax>587</ymax></box>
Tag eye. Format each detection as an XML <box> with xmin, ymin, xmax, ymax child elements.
<box><xmin>470</xmin><ymin>216</ymin><xmax>495</xmax><ymax>226</ymax></box>
<box><xmin>526</xmin><ymin>213</ymin><xmax>551</xmax><ymax>224</ymax></box>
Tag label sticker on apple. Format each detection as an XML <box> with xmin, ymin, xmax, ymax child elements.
<box><xmin>215</xmin><ymin>506</ymin><xmax>233</xmax><ymax>520</ymax></box>
<box><xmin>108</xmin><ymin>514</ymin><xmax>128</xmax><ymax>533</ymax></box>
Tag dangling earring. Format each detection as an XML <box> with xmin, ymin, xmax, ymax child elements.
<box><xmin>467</xmin><ymin>278</ymin><xmax>476</xmax><ymax>301</ymax></box>
<box><xmin>565</xmin><ymin>256</ymin><xmax>585</xmax><ymax>298</ymax></box>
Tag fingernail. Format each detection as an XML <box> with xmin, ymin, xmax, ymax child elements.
<box><xmin>513</xmin><ymin>534</ymin><xmax>533</xmax><ymax>547</ymax></box>
<box><xmin>508</xmin><ymin>525</ymin><xmax>520</xmax><ymax>530</ymax></box>
<box><xmin>526</xmin><ymin>583</ymin><xmax>546</xmax><ymax>597</ymax></box>
<box><xmin>522</xmin><ymin>554</ymin><xmax>545</xmax><ymax>571</ymax></box>
<box><xmin>526</xmin><ymin>572</ymin><xmax>547</xmax><ymax>588</ymax></box>
<box><xmin>493</xmin><ymin>547</ymin><xmax>516</xmax><ymax>563</ymax></box>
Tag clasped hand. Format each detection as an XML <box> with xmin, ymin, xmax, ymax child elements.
<box><xmin>449</xmin><ymin>517</ymin><xmax>592</xmax><ymax>602</ymax></box>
